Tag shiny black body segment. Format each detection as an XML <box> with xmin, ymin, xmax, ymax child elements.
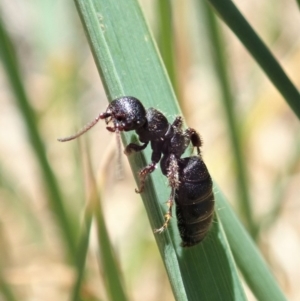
<box><xmin>58</xmin><ymin>96</ymin><xmax>214</xmax><ymax>247</ymax></box>
<box><xmin>175</xmin><ymin>157</ymin><xmax>214</xmax><ymax>247</ymax></box>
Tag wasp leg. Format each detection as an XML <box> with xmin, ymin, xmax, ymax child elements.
<box><xmin>124</xmin><ymin>142</ymin><xmax>148</xmax><ymax>156</ymax></box>
<box><xmin>171</xmin><ymin>116</ymin><xmax>184</xmax><ymax>130</ymax></box>
<box><xmin>154</xmin><ymin>192</ymin><xmax>175</xmax><ymax>234</ymax></box>
<box><xmin>135</xmin><ymin>144</ymin><xmax>162</xmax><ymax>193</ymax></box>
<box><xmin>135</xmin><ymin>162</ymin><xmax>156</xmax><ymax>193</ymax></box>
<box><xmin>172</xmin><ymin>118</ymin><xmax>202</xmax><ymax>155</ymax></box>
<box><xmin>154</xmin><ymin>154</ymin><xmax>179</xmax><ymax>233</ymax></box>
<box><xmin>124</xmin><ymin>141</ymin><xmax>151</xmax><ymax>192</ymax></box>
<box><xmin>184</xmin><ymin>128</ymin><xmax>203</xmax><ymax>155</ymax></box>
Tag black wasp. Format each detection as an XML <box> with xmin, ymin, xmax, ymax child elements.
<box><xmin>59</xmin><ymin>96</ymin><xmax>214</xmax><ymax>247</ymax></box>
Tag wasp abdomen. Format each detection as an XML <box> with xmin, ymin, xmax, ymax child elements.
<box><xmin>176</xmin><ymin>156</ymin><xmax>214</xmax><ymax>247</ymax></box>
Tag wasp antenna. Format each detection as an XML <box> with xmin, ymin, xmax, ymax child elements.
<box><xmin>57</xmin><ymin>114</ymin><xmax>103</xmax><ymax>142</ymax></box>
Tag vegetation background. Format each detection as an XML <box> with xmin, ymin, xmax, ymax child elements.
<box><xmin>0</xmin><ymin>0</ymin><xmax>299</xmax><ymax>300</ymax></box>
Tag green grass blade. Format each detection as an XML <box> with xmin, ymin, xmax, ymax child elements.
<box><xmin>83</xmin><ymin>139</ymin><xmax>128</xmax><ymax>301</ymax></box>
<box><xmin>0</xmin><ymin>15</ymin><xmax>77</xmax><ymax>259</ymax></box>
<box><xmin>206</xmin><ymin>0</ymin><xmax>300</xmax><ymax>119</ymax></box>
<box><xmin>73</xmin><ymin>0</ymin><xmax>246</xmax><ymax>300</ymax></box>
<box><xmin>0</xmin><ymin>164</ymin><xmax>43</xmax><ymax>240</ymax></box>
<box><xmin>0</xmin><ymin>271</ymin><xmax>18</xmax><ymax>301</ymax></box>
<box><xmin>93</xmin><ymin>183</ymin><xmax>129</xmax><ymax>301</ymax></box>
<box><xmin>199</xmin><ymin>1</ymin><xmax>256</xmax><ymax>237</ymax></box>
<box><xmin>71</xmin><ymin>140</ymin><xmax>128</xmax><ymax>301</ymax></box>
<box><xmin>71</xmin><ymin>203</ymin><xmax>93</xmax><ymax>301</ymax></box>
<box><xmin>94</xmin><ymin>194</ymin><xmax>129</xmax><ymax>301</ymax></box>
<box><xmin>215</xmin><ymin>185</ymin><xmax>287</xmax><ymax>301</ymax></box>
<box><xmin>0</xmin><ymin>222</ymin><xmax>17</xmax><ymax>301</ymax></box>
<box><xmin>156</xmin><ymin>0</ymin><xmax>178</xmax><ymax>93</ymax></box>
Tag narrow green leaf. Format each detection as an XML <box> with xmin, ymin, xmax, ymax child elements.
<box><xmin>199</xmin><ymin>0</ymin><xmax>256</xmax><ymax>237</ymax></box>
<box><xmin>94</xmin><ymin>195</ymin><xmax>129</xmax><ymax>301</ymax></box>
<box><xmin>81</xmin><ymin>138</ymin><xmax>128</xmax><ymax>301</ymax></box>
<box><xmin>0</xmin><ymin>221</ymin><xmax>17</xmax><ymax>301</ymax></box>
<box><xmin>206</xmin><ymin>0</ymin><xmax>300</xmax><ymax>119</ymax></box>
<box><xmin>216</xmin><ymin>185</ymin><xmax>287</xmax><ymax>301</ymax></box>
<box><xmin>0</xmin><ymin>14</ymin><xmax>77</xmax><ymax>259</ymax></box>
<box><xmin>71</xmin><ymin>140</ymin><xmax>129</xmax><ymax>301</ymax></box>
<box><xmin>0</xmin><ymin>165</ymin><xmax>43</xmax><ymax>240</ymax></box>
<box><xmin>71</xmin><ymin>204</ymin><xmax>93</xmax><ymax>301</ymax></box>
<box><xmin>73</xmin><ymin>0</ymin><xmax>246</xmax><ymax>300</ymax></box>
<box><xmin>156</xmin><ymin>0</ymin><xmax>178</xmax><ymax>93</ymax></box>
<box><xmin>0</xmin><ymin>268</ymin><xmax>18</xmax><ymax>301</ymax></box>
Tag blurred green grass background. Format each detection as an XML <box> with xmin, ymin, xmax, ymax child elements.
<box><xmin>0</xmin><ymin>0</ymin><xmax>299</xmax><ymax>300</ymax></box>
